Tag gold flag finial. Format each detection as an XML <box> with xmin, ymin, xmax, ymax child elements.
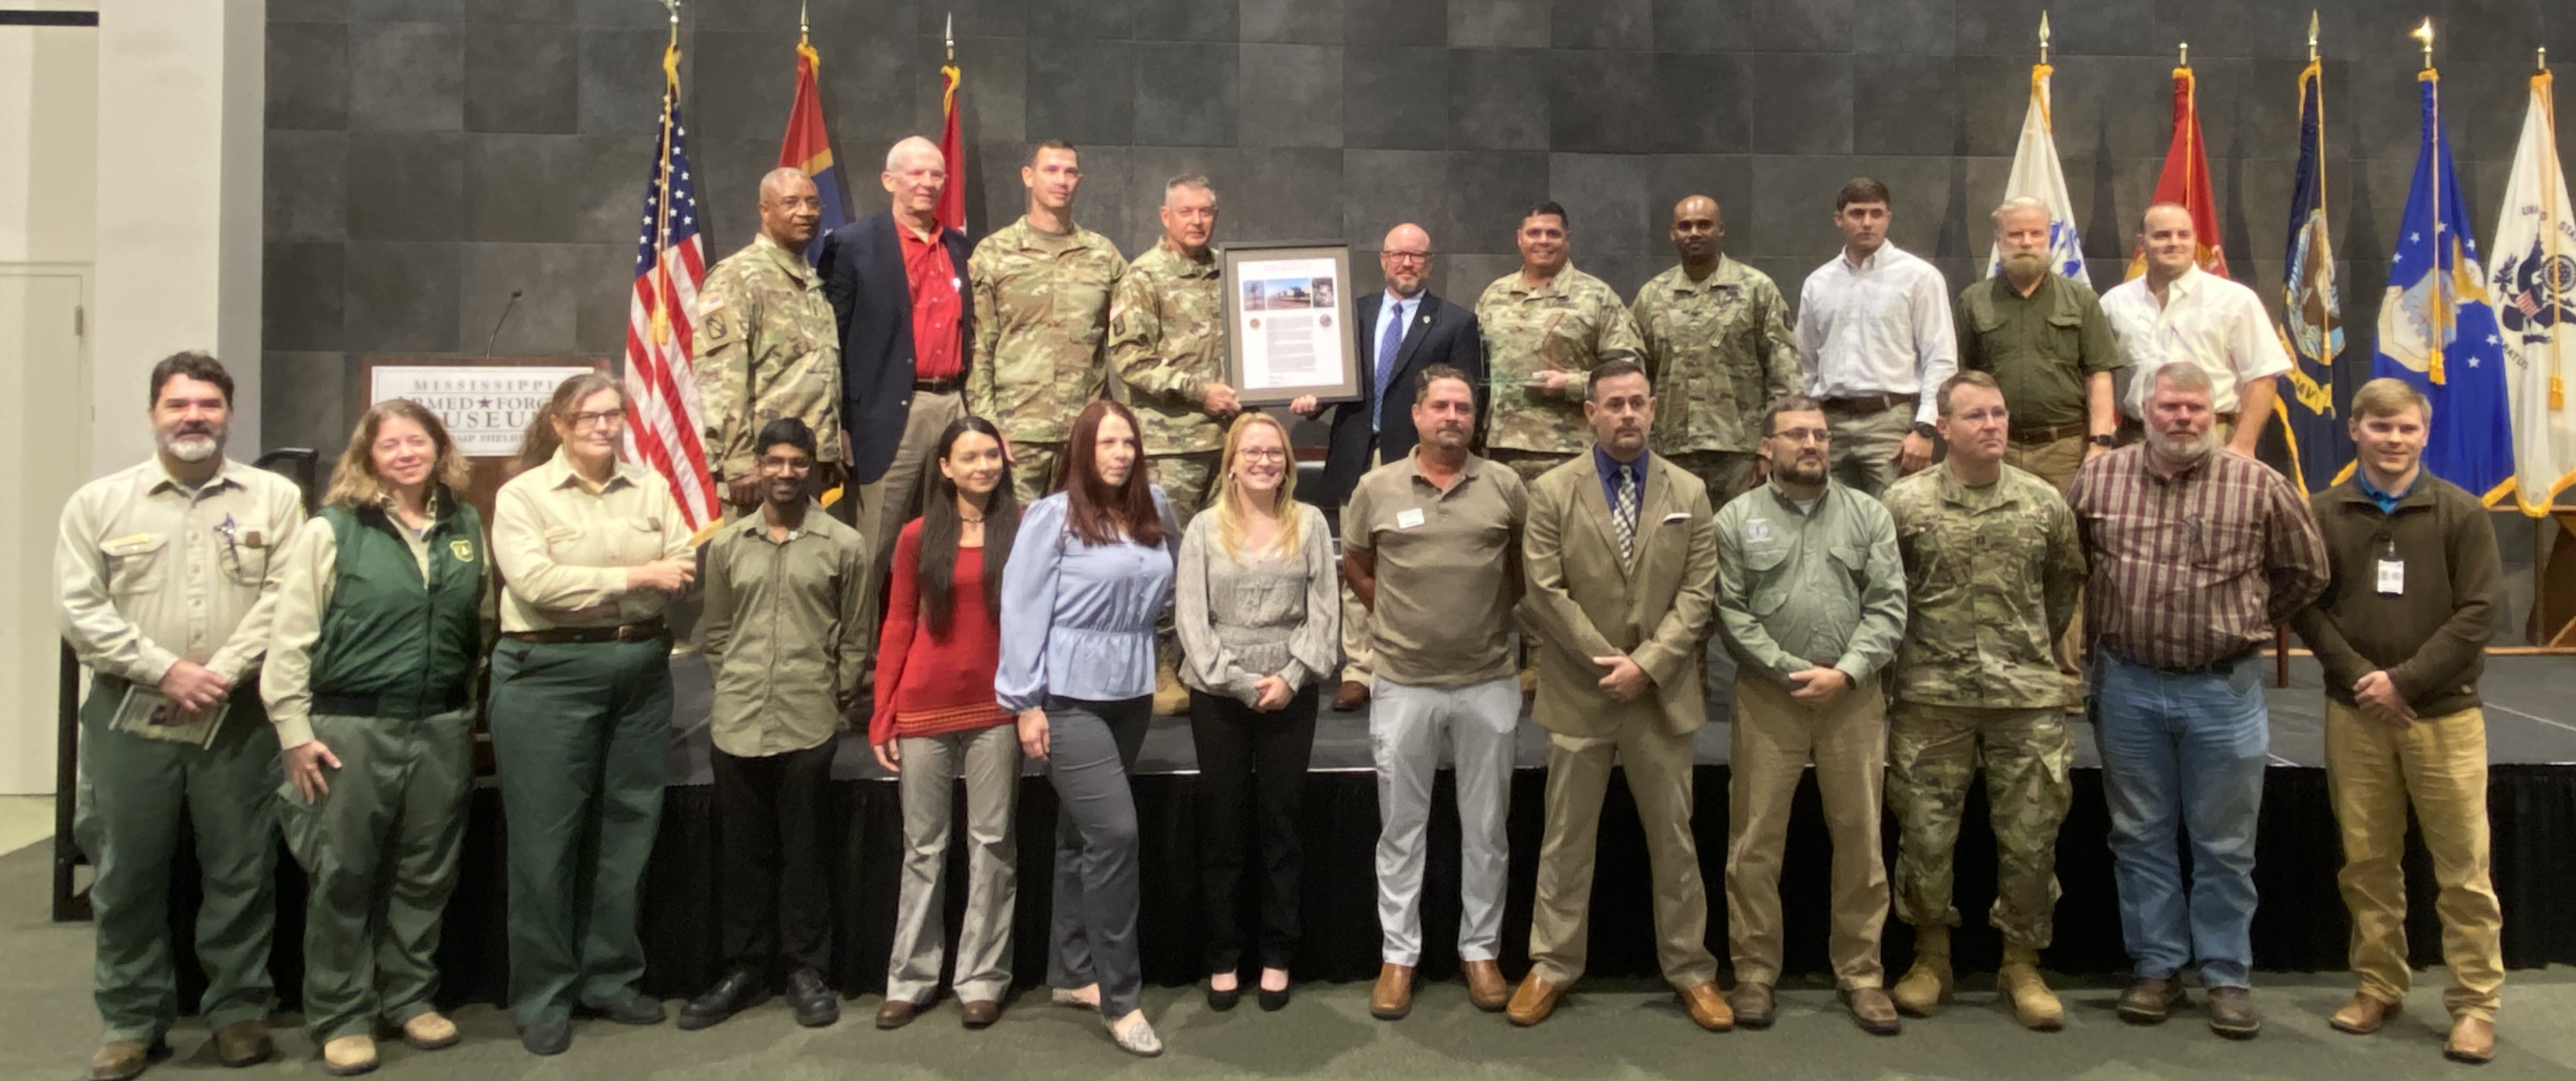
<box><xmin>2413</xmin><ymin>18</ymin><xmax>2434</xmax><ymax>69</ymax></box>
<box><xmin>2038</xmin><ymin>12</ymin><xmax>2050</xmax><ymax>64</ymax></box>
<box><xmin>798</xmin><ymin>0</ymin><xmax>808</xmax><ymax>41</ymax></box>
<box><xmin>946</xmin><ymin>12</ymin><xmax>955</xmax><ymax>61</ymax></box>
<box><xmin>2308</xmin><ymin>10</ymin><xmax>2319</xmax><ymax>62</ymax></box>
<box><xmin>2541</xmin><ymin>46</ymin><xmax>2549</xmax><ymax>73</ymax></box>
<box><xmin>2178</xmin><ymin>41</ymin><xmax>2188</xmax><ymax>67</ymax></box>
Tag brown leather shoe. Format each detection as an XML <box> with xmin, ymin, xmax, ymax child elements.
<box><xmin>1505</xmin><ymin>972</ymin><xmax>1567</xmax><ymax>1027</ymax></box>
<box><xmin>400</xmin><ymin>1011</ymin><xmax>461</xmax><ymax>1051</ymax></box>
<box><xmin>2328</xmin><ymin>992</ymin><xmax>2400</xmax><ymax>1035</ymax></box>
<box><xmin>89</xmin><ymin>1039</ymin><xmax>161</xmax><ymax>1081</ymax></box>
<box><xmin>2205</xmin><ymin>987</ymin><xmax>2261</xmax><ymax>1039</ymax></box>
<box><xmin>960</xmin><ymin>999</ymin><xmax>1001</xmax><ymax>1029</ymax></box>
<box><xmin>1332</xmin><ymin>680</ymin><xmax>1369</xmax><ymax>712</ymax></box>
<box><xmin>1369</xmin><ymin>963</ymin><xmax>1415</xmax><ymax>1020</ymax></box>
<box><xmin>2446</xmin><ymin>1016</ymin><xmax>2496</xmax><ymax>1064</ymax></box>
<box><xmin>1842</xmin><ymin>986</ymin><xmax>1901</xmax><ymax>1035</ymax></box>
<box><xmin>212</xmin><ymin>1020</ymin><xmax>274</xmax><ymax>1068</ymax></box>
<box><xmin>1675</xmin><ymin>981</ymin><xmax>1734</xmax><ymax>1032</ymax></box>
<box><xmin>1728</xmin><ymin>982</ymin><xmax>1776</xmax><ymax>1029</ymax></box>
<box><xmin>2116</xmin><ymin>976</ymin><xmax>2185</xmax><ymax>1024</ymax></box>
<box><xmin>875</xmin><ymin>999</ymin><xmax>922</xmax><ymax>1030</ymax></box>
<box><xmin>1462</xmin><ymin>960</ymin><xmax>1508</xmax><ymax>1011</ymax></box>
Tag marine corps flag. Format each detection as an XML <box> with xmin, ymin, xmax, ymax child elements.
<box><xmin>1986</xmin><ymin>58</ymin><xmax>2088</xmax><ymax>286</ymax></box>
<box><xmin>2491</xmin><ymin>67</ymin><xmax>2575</xmax><ymax>514</ymax></box>
<box><xmin>2374</xmin><ymin>66</ymin><xmax>2516</xmax><ymax>501</ymax></box>
<box><xmin>2276</xmin><ymin>57</ymin><xmax>2350</xmax><ymax>494</ymax></box>
<box><xmin>2127</xmin><ymin>64</ymin><xmax>2228</xmax><ymax>279</ymax></box>
<box><xmin>779</xmin><ymin>31</ymin><xmax>851</xmax><ymax>262</ymax></box>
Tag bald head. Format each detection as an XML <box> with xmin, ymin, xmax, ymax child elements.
<box><xmin>883</xmin><ymin>136</ymin><xmax>949</xmax><ymax>228</ymax></box>
<box><xmin>1671</xmin><ymin>195</ymin><xmax>1723</xmax><ymax>268</ymax></box>
<box><xmin>756</xmin><ymin>168</ymin><xmax>821</xmax><ymax>249</ymax></box>
<box><xmin>885</xmin><ymin>136</ymin><xmax>943</xmax><ymax>173</ymax></box>
<box><xmin>1380</xmin><ymin>223</ymin><xmax>1432</xmax><ymax>298</ymax></box>
<box><xmin>759</xmin><ymin>167</ymin><xmax>814</xmax><ymax>203</ymax></box>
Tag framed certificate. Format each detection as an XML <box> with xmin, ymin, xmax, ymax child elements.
<box><xmin>1220</xmin><ymin>242</ymin><xmax>1360</xmax><ymax>406</ymax></box>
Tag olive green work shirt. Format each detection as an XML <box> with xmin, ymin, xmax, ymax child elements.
<box><xmin>1953</xmin><ymin>272</ymin><xmax>2124</xmax><ymax>431</ymax></box>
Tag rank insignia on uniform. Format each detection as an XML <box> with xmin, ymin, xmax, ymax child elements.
<box><xmin>450</xmin><ymin>539</ymin><xmax>474</xmax><ymax>562</ymax></box>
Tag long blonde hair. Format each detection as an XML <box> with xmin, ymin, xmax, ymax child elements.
<box><xmin>324</xmin><ymin>399</ymin><xmax>472</xmax><ymax>510</ymax></box>
<box><xmin>513</xmin><ymin>371</ymin><xmax>623</xmax><ymax>472</ymax></box>
<box><xmin>1206</xmin><ymin>411</ymin><xmax>1303</xmax><ymax>561</ymax></box>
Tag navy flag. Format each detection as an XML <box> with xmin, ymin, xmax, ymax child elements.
<box><xmin>2276</xmin><ymin>58</ymin><xmax>2349</xmax><ymax>494</ymax></box>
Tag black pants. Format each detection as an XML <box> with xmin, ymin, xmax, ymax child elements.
<box><xmin>711</xmin><ymin>739</ymin><xmax>838</xmax><ymax>975</ymax></box>
<box><xmin>1187</xmin><ymin>684</ymin><xmax>1319</xmax><ymax>972</ymax></box>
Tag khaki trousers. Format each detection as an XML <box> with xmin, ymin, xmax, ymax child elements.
<box><xmin>1824</xmin><ymin>407</ymin><xmax>1912</xmax><ymax>498</ymax></box>
<box><xmin>1727</xmin><ymin>671</ymin><xmax>1889</xmax><ymax>989</ymax></box>
<box><xmin>1528</xmin><ymin>722</ymin><xmax>1717</xmax><ymax>988</ymax></box>
<box><xmin>855</xmin><ymin>391</ymin><xmax>969</xmax><ymax>646</ymax></box>
<box><xmin>2003</xmin><ymin>432</ymin><xmax>2086</xmax><ymax>705</ymax></box>
<box><xmin>2324</xmin><ymin>701</ymin><xmax>2504</xmax><ymax>1020</ymax></box>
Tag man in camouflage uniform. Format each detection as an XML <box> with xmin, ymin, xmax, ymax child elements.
<box><xmin>967</xmin><ymin>139</ymin><xmax>1128</xmax><ymax>502</ymax></box>
<box><xmin>696</xmin><ymin>167</ymin><xmax>841</xmax><ymax>514</ymax></box>
<box><xmin>1475</xmin><ymin>200</ymin><xmax>1645</xmax><ymax>487</ymax></box>
<box><xmin>1878</xmin><ymin>371</ymin><xmax>2085</xmax><ymax>1031</ymax></box>
<box><xmin>1108</xmin><ymin>173</ymin><xmax>1239</xmax><ymax>526</ymax></box>
<box><xmin>1631</xmin><ymin>195</ymin><xmax>1800</xmax><ymax>506</ymax></box>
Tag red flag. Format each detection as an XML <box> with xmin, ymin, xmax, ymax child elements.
<box><xmin>778</xmin><ymin>40</ymin><xmax>850</xmax><ymax>262</ymax></box>
<box><xmin>936</xmin><ymin>59</ymin><xmax>967</xmax><ymax>234</ymax></box>
<box><xmin>2126</xmin><ymin>66</ymin><xmax>2230</xmax><ymax>279</ymax></box>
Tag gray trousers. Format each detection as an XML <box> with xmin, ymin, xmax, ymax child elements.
<box><xmin>1825</xmin><ymin>405</ymin><xmax>1914</xmax><ymax>498</ymax></box>
<box><xmin>1369</xmin><ymin>674</ymin><xmax>1519</xmax><ymax>965</ymax></box>
<box><xmin>886</xmin><ymin>724</ymin><xmax>1022</xmax><ymax>1004</ymax></box>
<box><xmin>1043</xmin><ymin>696</ymin><xmax>1151</xmax><ymax>1017</ymax></box>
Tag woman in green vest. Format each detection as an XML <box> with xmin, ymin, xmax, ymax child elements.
<box><xmin>265</xmin><ymin>399</ymin><xmax>489</xmax><ymax>1076</ymax></box>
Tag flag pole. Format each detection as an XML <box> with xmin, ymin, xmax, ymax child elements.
<box><xmin>2418</xmin><ymin>17</ymin><xmax>2447</xmax><ymax>383</ymax></box>
<box><xmin>2312</xmin><ymin>13</ymin><xmax>2332</xmax><ymax>380</ymax></box>
<box><xmin>946</xmin><ymin>12</ymin><xmax>955</xmax><ymax>61</ymax></box>
<box><xmin>2038</xmin><ymin>11</ymin><xmax>2048</xmax><ymax>65</ymax></box>
<box><xmin>650</xmin><ymin>0</ymin><xmax>682</xmax><ymax>348</ymax></box>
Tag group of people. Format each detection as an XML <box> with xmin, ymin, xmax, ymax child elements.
<box><xmin>49</xmin><ymin>130</ymin><xmax>2508</xmax><ymax>1081</ymax></box>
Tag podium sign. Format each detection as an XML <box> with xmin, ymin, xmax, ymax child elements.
<box><xmin>368</xmin><ymin>365</ymin><xmax>601</xmax><ymax>457</ymax></box>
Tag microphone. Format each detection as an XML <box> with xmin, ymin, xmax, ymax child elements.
<box><xmin>483</xmin><ymin>289</ymin><xmax>523</xmax><ymax>359</ymax></box>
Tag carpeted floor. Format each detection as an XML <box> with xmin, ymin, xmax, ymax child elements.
<box><xmin>6</xmin><ymin>839</ymin><xmax>2574</xmax><ymax>1080</ymax></box>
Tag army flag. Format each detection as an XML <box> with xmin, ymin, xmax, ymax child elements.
<box><xmin>2276</xmin><ymin>57</ymin><xmax>2350</xmax><ymax>494</ymax></box>
<box><xmin>625</xmin><ymin>41</ymin><xmax>722</xmax><ymax>532</ymax></box>
<box><xmin>779</xmin><ymin>36</ymin><xmax>850</xmax><ymax>262</ymax></box>
<box><xmin>1985</xmin><ymin>61</ymin><xmax>2088</xmax><ymax>286</ymax></box>
<box><xmin>936</xmin><ymin>50</ymin><xmax>967</xmax><ymax>234</ymax></box>
<box><xmin>2127</xmin><ymin>65</ymin><xmax>2229</xmax><ymax>279</ymax></box>
<box><xmin>2373</xmin><ymin>67</ymin><xmax>2516</xmax><ymax>502</ymax></box>
<box><xmin>2491</xmin><ymin>68</ymin><xmax>2576</xmax><ymax>514</ymax></box>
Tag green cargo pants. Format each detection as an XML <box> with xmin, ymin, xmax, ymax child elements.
<box><xmin>73</xmin><ymin>674</ymin><xmax>280</xmax><ymax>1043</ymax></box>
<box><xmin>276</xmin><ymin>707</ymin><xmax>475</xmax><ymax>1043</ymax></box>
<box><xmin>488</xmin><ymin>636</ymin><xmax>672</xmax><ymax>1025</ymax></box>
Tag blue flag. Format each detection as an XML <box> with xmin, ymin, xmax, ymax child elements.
<box><xmin>2277</xmin><ymin>60</ymin><xmax>2349</xmax><ymax>494</ymax></box>
<box><xmin>2373</xmin><ymin>69</ymin><xmax>2517</xmax><ymax>500</ymax></box>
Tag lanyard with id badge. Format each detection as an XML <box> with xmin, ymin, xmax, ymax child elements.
<box><xmin>2372</xmin><ymin>529</ymin><xmax>2403</xmax><ymax>597</ymax></box>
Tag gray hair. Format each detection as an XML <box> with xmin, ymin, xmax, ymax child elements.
<box><xmin>2147</xmin><ymin>360</ymin><xmax>2215</xmax><ymax>400</ymax></box>
<box><xmin>884</xmin><ymin>136</ymin><xmax>943</xmax><ymax>173</ymax></box>
<box><xmin>1991</xmin><ymin>196</ymin><xmax>2050</xmax><ymax>227</ymax></box>
<box><xmin>1165</xmin><ymin>172</ymin><xmax>1216</xmax><ymax>208</ymax></box>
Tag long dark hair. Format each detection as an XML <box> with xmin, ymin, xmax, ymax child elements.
<box><xmin>918</xmin><ymin>416</ymin><xmax>1020</xmax><ymax>635</ymax></box>
<box><xmin>1059</xmin><ymin>399</ymin><xmax>1165</xmax><ymax>549</ymax></box>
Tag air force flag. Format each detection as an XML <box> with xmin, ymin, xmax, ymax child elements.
<box><xmin>1984</xmin><ymin>62</ymin><xmax>2088</xmax><ymax>286</ymax></box>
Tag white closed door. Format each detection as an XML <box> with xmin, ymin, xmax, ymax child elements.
<box><xmin>0</xmin><ymin>270</ymin><xmax>89</xmax><ymax>795</ymax></box>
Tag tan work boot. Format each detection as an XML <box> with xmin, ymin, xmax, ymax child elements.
<box><xmin>1890</xmin><ymin>925</ymin><xmax>1953</xmax><ymax>1017</ymax></box>
<box><xmin>400</xmin><ymin>1012</ymin><xmax>461</xmax><ymax>1051</ymax></box>
<box><xmin>1996</xmin><ymin>942</ymin><xmax>2064</xmax><ymax>1031</ymax></box>
<box><xmin>1153</xmin><ymin>649</ymin><xmax>1189</xmax><ymax>715</ymax></box>
<box><xmin>321</xmin><ymin>1034</ymin><xmax>378</xmax><ymax>1076</ymax></box>
<box><xmin>89</xmin><ymin>1039</ymin><xmax>161</xmax><ymax>1081</ymax></box>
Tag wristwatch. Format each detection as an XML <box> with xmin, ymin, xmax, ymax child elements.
<box><xmin>2089</xmin><ymin>433</ymin><xmax>2118</xmax><ymax>448</ymax></box>
<box><xmin>1910</xmin><ymin>421</ymin><xmax>1937</xmax><ymax>439</ymax></box>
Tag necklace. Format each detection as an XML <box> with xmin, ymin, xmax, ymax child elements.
<box><xmin>960</xmin><ymin>511</ymin><xmax>984</xmax><ymax>524</ymax></box>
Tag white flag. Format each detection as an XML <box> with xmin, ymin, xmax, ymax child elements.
<box><xmin>1985</xmin><ymin>63</ymin><xmax>2088</xmax><ymax>286</ymax></box>
<box><xmin>2489</xmin><ymin>71</ymin><xmax>2576</xmax><ymax>515</ymax></box>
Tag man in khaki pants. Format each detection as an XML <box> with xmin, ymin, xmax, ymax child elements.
<box><xmin>1505</xmin><ymin>360</ymin><xmax>1729</xmax><ymax>1032</ymax></box>
<box><xmin>1714</xmin><ymin>395</ymin><xmax>1908</xmax><ymax>1034</ymax></box>
<box><xmin>2288</xmin><ymin>378</ymin><xmax>2504</xmax><ymax>1065</ymax></box>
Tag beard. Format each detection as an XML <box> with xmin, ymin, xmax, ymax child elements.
<box><xmin>2001</xmin><ymin>251</ymin><xmax>2049</xmax><ymax>279</ymax></box>
<box><xmin>160</xmin><ymin>428</ymin><xmax>224</xmax><ymax>463</ymax></box>
<box><xmin>2148</xmin><ymin>424</ymin><xmax>2215</xmax><ymax>465</ymax></box>
<box><xmin>1776</xmin><ymin>455</ymin><xmax>1828</xmax><ymax>487</ymax></box>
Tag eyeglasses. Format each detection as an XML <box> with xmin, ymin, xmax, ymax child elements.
<box><xmin>1383</xmin><ymin>251</ymin><xmax>1432</xmax><ymax>263</ymax></box>
<box><xmin>567</xmin><ymin>410</ymin><xmax>624</xmax><ymax>430</ymax></box>
<box><xmin>1772</xmin><ymin>427</ymin><xmax>1832</xmax><ymax>445</ymax></box>
<box><xmin>1235</xmin><ymin>447</ymin><xmax>1286</xmax><ymax>462</ymax></box>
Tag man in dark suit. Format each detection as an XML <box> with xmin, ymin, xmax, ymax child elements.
<box><xmin>814</xmin><ymin>136</ymin><xmax>975</xmax><ymax>667</ymax></box>
<box><xmin>1292</xmin><ymin>222</ymin><xmax>1484</xmax><ymax>712</ymax></box>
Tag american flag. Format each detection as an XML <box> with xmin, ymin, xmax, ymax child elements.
<box><xmin>623</xmin><ymin>71</ymin><xmax>721</xmax><ymax>532</ymax></box>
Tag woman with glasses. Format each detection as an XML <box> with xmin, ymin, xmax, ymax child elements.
<box><xmin>488</xmin><ymin>372</ymin><xmax>697</xmax><ymax>1056</ymax></box>
<box><xmin>1176</xmin><ymin>412</ymin><xmax>1336</xmax><ymax>1012</ymax></box>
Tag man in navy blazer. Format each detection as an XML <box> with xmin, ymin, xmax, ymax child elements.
<box><xmin>815</xmin><ymin>136</ymin><xmax>975</xmax><ymax>660</ymax></box>
<box><xmin>1293</xmin><ymin>222</ymin><xmax>1484</xmax><ymax>711</ymax></box>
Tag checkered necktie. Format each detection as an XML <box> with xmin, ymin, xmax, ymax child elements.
<box><xmin>1613</xmin><ymin>463</ymin><xmax>1639</xmax><ymax>563</ymax></box>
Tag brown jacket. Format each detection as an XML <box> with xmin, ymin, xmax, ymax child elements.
<box><xmin>2289</xmin><ymin>472</ymin><xmax>2501</xmax><ymax>716</ymax></box>
<box><xmin>1519</xmin><ymin>450</ymin><xmax>1718</xmax><ymax>738</ymax></box>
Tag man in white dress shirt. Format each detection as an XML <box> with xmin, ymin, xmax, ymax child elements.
<box><xmin>1796</xmin><ymin>177</ymin><xmax>1959</xmax><ymax>497</ymax></box>
<box><xmin>2099</xmin><ymin>203</ymin><xmax>2289</xmax><ymax>458</ymax></box>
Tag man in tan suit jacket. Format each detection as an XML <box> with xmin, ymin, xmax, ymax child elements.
<box><xmin>1505</xmin><ymin>359</ymin><xmax>1731</xmax><ymax>1032</ymax></box>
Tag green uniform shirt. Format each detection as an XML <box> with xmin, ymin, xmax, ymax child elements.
<box><xmin>56</xmin><ymin>456</ymin><xmax>307</xmax><ymax>688</ymax></box>
<box><xmin>1107</xmin><ymin>238</ymin><xmax>1227</xmax><ymax>456</ymax></box>
<box><xmin>1954</xmin><ymin>272</ymin><xmax>2123</xmax><ymax>431</ymax></box>
<box><xmin>967</xmin><ymin>216</ymin><xmax>1128</xmax><ymax>445</ymax></box>
<box><xmin>1474</xmin><ymin>265</ymin><xmax>1644</xmax><ymax>455</ymax></box>
<box><xmin>262</xmin><ymin>500</ymin><xmax>498</xmax><ymax>747</ymax></box>
<box><xmin>1630</xmin><ymin>257</ymin><xmax>1802</xmax><ymax>456</ymax></box>
<box><xmin>1881</xmin><ymin>464</ymin><xmax>2085</xmax><ymax>709</ymax></box>
<box><xmin>695</xmin><ymin>233</ymin><xmax>844</xmax><ymax>478</ymax></box>
<box><xmin>700</xmin><ymin>504</ymin><xmax>871</xmax><ymax>757</ymax></box>
<box><xmin>1713</xmin><ymin>480</ymin><xmax>1908</xmax><ymax>686</ymax></box>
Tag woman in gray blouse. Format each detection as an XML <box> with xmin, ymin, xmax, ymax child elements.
<box><xmin>1176</xmin><ymin>411</ymin><xmax>1338</xmax><ymax>1013</ymax></box>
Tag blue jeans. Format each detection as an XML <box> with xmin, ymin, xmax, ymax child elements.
<box><xmin>2092</xmin><ymin>653</ymin><xmax>2268</xmax><ymax>989</ymax></box>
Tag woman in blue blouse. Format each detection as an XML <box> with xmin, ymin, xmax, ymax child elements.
<box><xmin>997</xmin><ymin>399</ymin><xmax>1178</xmax><ymax>1057</ymax></box>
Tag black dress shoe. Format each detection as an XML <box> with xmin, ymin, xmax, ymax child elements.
<box><xmin>519</xmin><ymin>1018</ymin><xmax>571</xmax><ymax>1057</ymax></box>
<box><xmin>1258</xmin><ymin>983</ymin><xmax>1293</xmax><ymax>1012</ymax></box>
<box><xmin>1206</xmin><ymin>979</ymin><xmax>1241</xmax><ymax>1012</ymax></box>
<box><xmin>679</xmin><ymin>970</ymin><xmax>765</xmax><ymax>1031</ymax></box>
<box><xmin>580</xmin><ymin>991</ymin><xmax>668</xmax><ymax>1026</ymax></box>
<box><xmin>786</xmin><ymin>968</ymin><xmax>840</xmax><ymax>1028</ymax></box>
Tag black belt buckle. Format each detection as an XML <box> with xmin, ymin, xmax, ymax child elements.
<box><xmin>913</xmin><ymin>377</ymin><xmax>960</xmax><ymax>394</ymax></box>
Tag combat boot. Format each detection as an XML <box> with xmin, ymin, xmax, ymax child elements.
<box><xmin>1890</xmin><ymin>925</ymin><xmax>1953</xmax><ymax>1017</ymax></box>
<box><xmin>1996</xmin><ymin>942</ymin><xmax>2064</xmax><ymax>1031</ymax></box>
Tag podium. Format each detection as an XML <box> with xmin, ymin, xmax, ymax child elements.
<box><xmin>358</xmin><ymin>355</ymin><xmax>611</xmax><ymax>524</ymax></box>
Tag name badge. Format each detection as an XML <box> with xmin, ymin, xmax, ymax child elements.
<box><xmin>2377</xmin><ymin>557</ymin><xmax>2404</xmax><ymax>596</ymax></box>
<box><xmin>1395</xmin><ymin>508</ymin><xmax>1425</xmax><ymax>529</ymax></box>
<box><xmin>1745</xmin><ymin>518</ymin><xmax>1772</xmax><ymax>543</ymax></box>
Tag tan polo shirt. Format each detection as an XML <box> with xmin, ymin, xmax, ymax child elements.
<box><xmin>491</xmin><ymin>449</ymin><xmax>695</xmax><ymax>632</ymax></box>
<box><xmin>700</xmin><ymin>504</ymin><xmax>870</xmax><ymax>757</ymax></box>
<box><xmin>56</xmin><ymin>456</ymin><xmax>308</xmax><ymax>688</ymax></box>
<box><xmin>1342</xmin><ymin>450</ymin><xmax>1526</xmax><ymax>688</ymax></box>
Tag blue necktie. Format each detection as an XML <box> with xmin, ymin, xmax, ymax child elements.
<box><xmin>1373</xmin><ymin>302</ymin><xmax>1406</xmax><ymax>431</ymax></box>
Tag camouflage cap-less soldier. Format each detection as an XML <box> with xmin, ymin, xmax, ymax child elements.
<box><xmin>1881</xmin><ymin>463</ymin><xmax>2085</xmax><ymax>708</ymax></box>
<box><xmin>696</xmin><ymin>232</ymin><xmax>843</xmax><ymax>479</ymax></box>
<box><xmin>967</xmin><ymin>217</ymin><xmax>1128</xmax><ymax>445</ymax></box>
<box><xmin>1107</xmin><ymin>239</ymin><xmax>1225</xmax><ymax>456</ymax></box>
<box><xmin>1475</xmin><ymin>266</ymin><xmax>1644</xmax><ymax>455</ymax></box>
<box><xmin>1630</xmin><ymin>257</ymin><xmax>1801</xmax><ymax>457</ymax></box>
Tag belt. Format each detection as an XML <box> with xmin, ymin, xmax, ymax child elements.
<box><xmin>1817</xmin><ymin>393</ymin><xmax>1916</xmax><ymax>415</ymax></box>
<box><xmin>2115</xmin><ymin>648</ymin><xmax>2255</xmax><ymax>677</ymax></box>
<box><xmin>913</xmin><ymin>377</ymin><xmax>961</xmax><ymax>394</ymax></box>
<box><xmin>2008</xmin><ymin>421</ymin><xmax>2089</xmax><ymax>445</ymax></box>
<box><xmin>504</xmin><ymin>618</ymin><xmax>669</xmax><ymax>645</ymax></box>
<box><xmin>312</xmin><ymin>688</ymin><xmax>471</xmax><ymax>720</ymax></box>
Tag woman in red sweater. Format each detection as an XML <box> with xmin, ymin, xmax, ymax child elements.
<box><xmin>870</xmin><ymin>416</ymin><xmax>1022</xmax><ymax>1030</ymax></box>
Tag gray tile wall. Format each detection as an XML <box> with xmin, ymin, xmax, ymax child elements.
<box><xmin>265</xmin><ymin>0</ymin><xmax>2576</xmax><ymax>465</ymax></box>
